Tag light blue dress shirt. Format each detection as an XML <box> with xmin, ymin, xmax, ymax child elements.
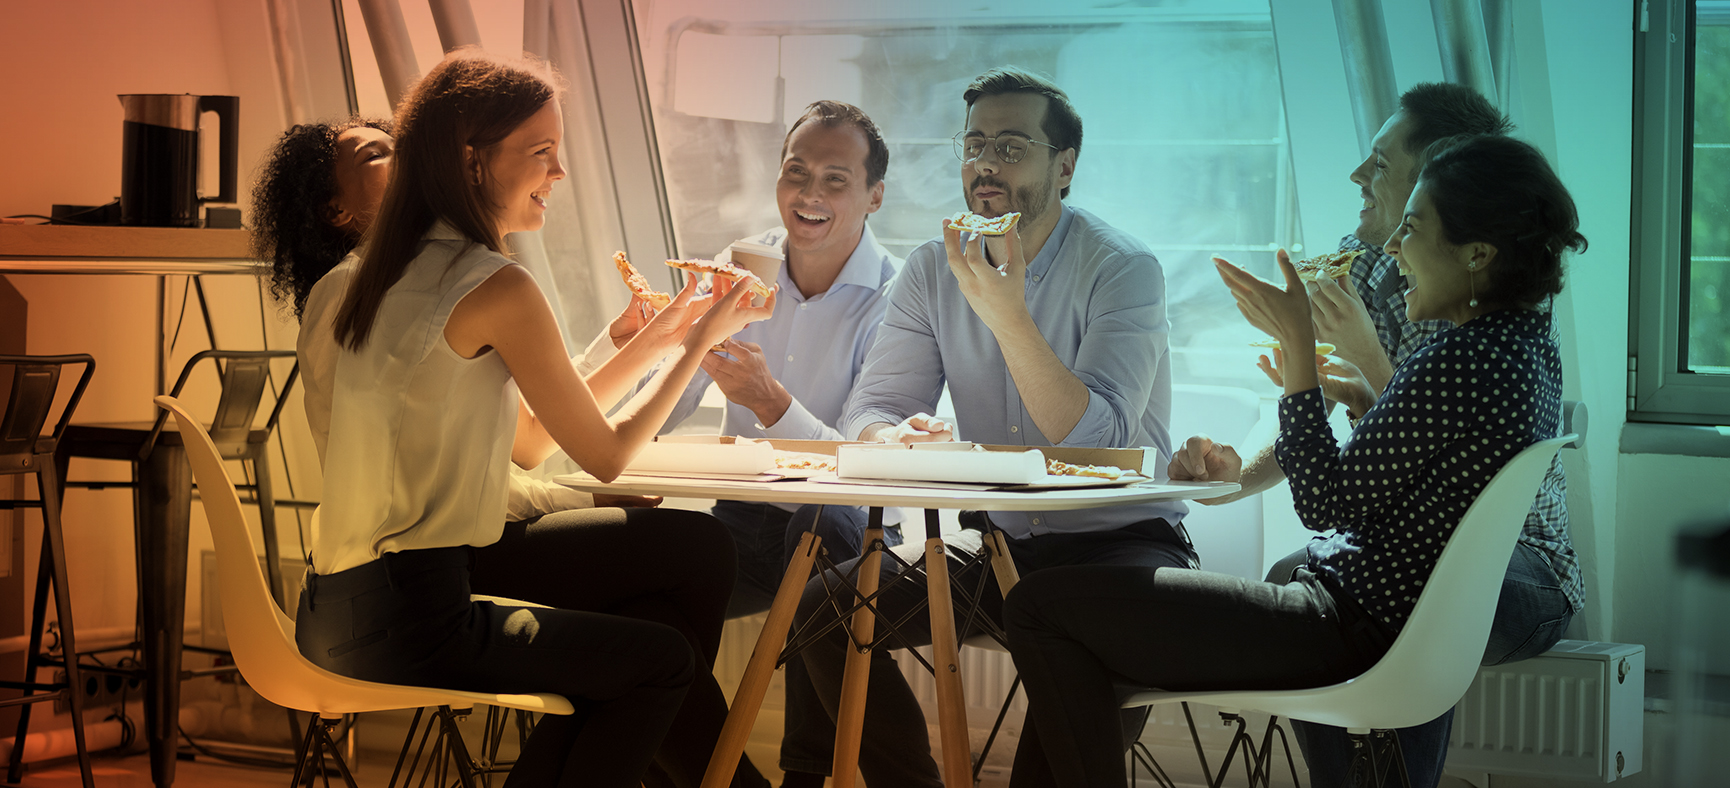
<box><xmin>663</xmin><ymin>223</ymin><xmax>901</xmax><ymax>511</ymax></box>
<box><xmin>841</xmin><ymin>205</ymin><xmax>1186</xmax><ymax>538</ymax></box>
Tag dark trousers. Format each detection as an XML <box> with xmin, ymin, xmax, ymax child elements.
<box><xmin>788</xmin><ymin>509</ymin><xmax>1196</xmax><ymax>786</ymax></box>
<box><xmin>1002</xmin><ymin>565</ymin><xmax>1390</xmax><ymax>787</ymax></box>
<box><xmin>1271</xmin><ymin>542</ymin><xmax>1575</xmax><ymax>788</ymax></box>
<box><xmin>468</xmin><ymin>507</ymin><xmax>769</xmax><ymax>788</ymax></box>
<box><xmin>296</xmin><ymin>545</ymin><xmax>692</xmax><ymax>788</ymax></box>
<box><xmin>708</xmin><ymin>501</ymin><xmax>902</xmax><ymax>775</ymax></box>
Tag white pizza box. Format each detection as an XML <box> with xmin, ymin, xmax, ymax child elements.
<box><xmin>836</xmin><ymin>442</ymin><xmax>1158</xmax><ymax>485</ymax></box>
<box><xmin>634</xmin><ymin>435</ymin><xmax>863</xmax><ymax>475</ymax></box>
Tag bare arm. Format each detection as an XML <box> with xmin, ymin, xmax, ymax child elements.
<box><xmin>448</xmin><ymin>265</ymin><xmax>772</xmax><ymax>481</ymax></box>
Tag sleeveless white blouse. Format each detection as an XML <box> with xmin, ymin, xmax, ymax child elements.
<box><xmin>312</xmin><ymin>222</ymin><xmax>518</xmax><ymax>574</ymax></box>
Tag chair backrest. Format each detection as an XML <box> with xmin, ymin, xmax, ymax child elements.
<box><xmin>154</xmin><ymin>395</ymin><xmax>309</xmax><ymax>704</ymax></box>
<box><xmin>1325</xmin><ymin>434</ymin><xmax>1576</xmax><ymax>728</ymax></box>
<box><xmin>0</xmin><ymin>354</ymin><xmax>94</xmax><ymax>472</ymax></box>
<box><xmin>143</xmin><ymin>350</ymin><xmax>298</xmax><ymax>460</ymax></box>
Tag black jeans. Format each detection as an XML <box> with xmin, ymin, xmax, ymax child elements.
<box><xmin>468</xmin><ymin>507</ymin><xmax>769</xmax><ymax>788</ymax></box>
<box><xmin>1002</xmin><ymin>565</ymin><xmax>1390</xmax><ymax>787</ymax></box>
<box><xmin>296</xmin><ymin>545</ymin><xmax>692</xmax><ymax>788</ymax></box>
<box><xmin>788</xmin><ymin>510</ymin><xmax>1196</xmax><ymax>786</ymax></box>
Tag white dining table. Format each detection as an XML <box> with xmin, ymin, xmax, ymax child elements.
<box><xmin>556</xmin><ymin>471</ymin><xmax>1238</xmax><ymax>788</ymax></box>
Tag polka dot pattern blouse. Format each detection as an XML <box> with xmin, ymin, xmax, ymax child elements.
<box><xmin>1274</xmin><ymin>308</ymin><xmax>1563</xmax><ymax>634</ymax></box>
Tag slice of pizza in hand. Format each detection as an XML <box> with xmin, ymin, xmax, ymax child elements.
<box><xmin>1249</xmin><ymin>339</ymin><xmax>1337</xmax><ymax>356</ymax></box>
<box><xmin>946</xmin><ymin>211</ymin><xmax>1022</xmax><ymax>236</ymax></box>
<box><xmin>665</xmin><ymin>258</ymin><xmax>774</xmax><ymax>299</ymax></box>
<box><xmin>613</xmin><ymin>251</ymin><xmax>673</xmax><ymax>310</ymax></box>
<box><xmin>1291</xmin><ymin>249</ymin><xmax>1364</xmax><ymax>282</ymax></box>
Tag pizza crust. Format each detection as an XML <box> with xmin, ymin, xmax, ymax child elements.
<box><xmin>1292</xmin><ymin>249</ymin><xmax>1363</xmax><ymax>282</ymax></box>
<box><xmin>1046</xmin><ymin>458</ymin><xmax>1127</xmax><ymax>480</ymax></box>
<box><xmin>946</xmin><ymin>211</ymin><xmax>1022</xmax><ymax>236</ymax></box>
<box><xmin>665</xmin><ymin>258</ymin><xmax>774</xmax><ymax>299</ymax></box>
<box><xmin>613</xmin><ymin>251</ymin><xmax>673</xmax><ymax>310</ymax></box>
<box><xmin>1249</xmin><ymin>339</ymin><xmax>1338</xmax><ymax>356</ymax></box>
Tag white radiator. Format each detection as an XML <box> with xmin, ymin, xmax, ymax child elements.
<box><xmin>1446</xmin><ymin>640</ymin><xmax>1645</xmax><ymax>783</ymax></box>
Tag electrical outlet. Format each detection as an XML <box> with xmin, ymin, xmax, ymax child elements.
<box><xmin>50</xmin><ymin>668</ymin><xmax>127</xmax><ymax>714</ymax></box>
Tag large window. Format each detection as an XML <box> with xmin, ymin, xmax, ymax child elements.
<box><xmin>632</xmin><ymin>0</ymin><xmax>1297</xmax><ymax>394</ymax></box>
<box><xmin>1633</xmin><ymin>0</ymin><xmax>1730</xmax><ymax>423</ymax></box>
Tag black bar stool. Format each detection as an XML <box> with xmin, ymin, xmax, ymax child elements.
<box><xmin>57</xmin><ymin>349</ymin><xmax>298</xmax><ymax>788</ymax></box>
<box><xmin>0</xmin><ymin>353</ymin><xmax>96</xmax><ymax>788</ymax></box>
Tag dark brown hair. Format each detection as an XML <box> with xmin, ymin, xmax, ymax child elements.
<box><xmin>251</xmin><ymin>117</ymin><xmax>391</xmax><ymax>318</ymax></box>
<box><xmin>1418</xmin><ymin>134</ymin><xmax>1585</xmax><ymax>306</ymax></box>
<box><xmin>334</xmin><ymin>50</ymin><xmax>562</xmax><ymax>350</ymax></box>
<box><xmin>782</xmin><ymin>100</ymin><xmax>889</xmax><ymax>186</ymax></box>
<box><xmin>963</xmin><ymin>66</ymin><xmax>1083</xmax><ymax>198</ymax></box>
<box><xmin>1397</xmin><ymin>82</ymin><xmax>1513</xmax><ymax>174</ymax></box>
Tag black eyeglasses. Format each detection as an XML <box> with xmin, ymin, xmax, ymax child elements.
<box><xmin>952</xmin><ymin>131</ymin><xmax>1060</xmax><ymax>165</ymax></box>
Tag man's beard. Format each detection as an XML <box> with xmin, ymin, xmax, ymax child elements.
<box><xmin>967</xmin><ymin>165</ymin><xmax>1057</xmax><ymax>226</ymax></box>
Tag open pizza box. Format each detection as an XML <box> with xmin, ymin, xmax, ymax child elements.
<box><xmin>618</xmin><ymin>435</ymin><xmax>862</xmax><ymax>479</ymax></box>
<box><xmin>833</xmin><ymin>442</ymin><xmax>1157</xmax><ymax>489</ymax></box>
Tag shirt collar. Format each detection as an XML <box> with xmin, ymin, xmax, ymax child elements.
<box><xmin>1023</xmin><ymin>204</ymin><xmax>1074</xmax><ymax>282</ymax></box>
<box><xmin>425</xmin><ymin>220</ymin><xmax>466</xmax><ymax>242</ymax></box>
<box><xmin>774</xmin><ymin>222</ymin><xmax>892</xmax><ymax>300</ymax></box>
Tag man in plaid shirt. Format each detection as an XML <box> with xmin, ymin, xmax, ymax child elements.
<box><xmin>1172</xmin><ymin>83</ymin><xmax>1584</xmax><ymax>787</ymax></box>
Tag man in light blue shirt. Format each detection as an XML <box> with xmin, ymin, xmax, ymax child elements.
<box><xmin>652</xmin><ymin>101</ymin><xmax>907</xmax><ymax>788</ymax></box>
<box><xmin>785</xmin><ymin>67</ymin><xmax>1193</xmax><ymax>787</ymax></box>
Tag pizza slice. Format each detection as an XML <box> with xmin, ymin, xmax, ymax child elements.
<box><xmin>1291</xmin><ymin>249</ymin><xmax>1363</xmax><ymax>282</ymax></box>
<box><xmin>1249</xmin><ymin>339</ymin><xmax>1338</xmax><ymax>356</ymax></box>
<box><xmin>946</xmin><ymin>211</ymin><xmax>1021</xmax><ymax>236</ymax></box>
<box><xmin>1046</xmin><ymin>458</ymin><xmax>1128</xmax><ymax>481</ymax></box>
<box><xmin>614</xmin><ymin>251</ymin><xmax>672</xmax><ymax>310</ymax></box>
<box><xmin>665</xmin><ymin>258</ymin><xmax>774</xmax><ymax>299</ymax></box>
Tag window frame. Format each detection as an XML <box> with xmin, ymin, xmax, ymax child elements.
<box><xmin>1631</xmin><ymin>0</ymin><xmax>1730</xmax><ymax>424</ymax></box>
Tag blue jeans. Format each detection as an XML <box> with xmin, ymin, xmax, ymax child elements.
<box><xmin>707</xmin><ymin>501</ymin><xmax>902</xmax><ymax>775</ymax></box>
<box><xmin>1282</xmin><ymin>542</ymin><xmax>1575</xmax><ymax>787</ymax></box>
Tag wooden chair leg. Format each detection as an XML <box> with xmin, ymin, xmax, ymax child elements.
<box><xmin>924</xmin><ymin>538</ymin><xmax>973</xmax><ymax>788</ymax></box>
<box><xmin>829</xmin><ymin>519</ymin><xmax>885</xmax><ymax>788</ymax></box>
<box><xmin>699</xmin><ymin>530</ymin><xmax>824</xmax><ymax>788</ymax></box>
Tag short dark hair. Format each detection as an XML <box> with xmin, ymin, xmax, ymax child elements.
<box><xmin>782</xmin><ymin>100</ymin><xmax>889</xmax><ymax>187</ymax></box>
<box><xmin>1418</xmin><ymin>134</ymin><xmax>1586</xmax><ymax>306</ymax></box>
<box><xmin>963</xmin><ymin>66</ymin><xmax>1082</xmax><ymax>198</ymax></box>
<box><xmin>1397</xmin><ymin>82</ymin><xmax>1513</xmax><ymax>168</ymax></box>
<box><xmin>251</xmin><ymin>117</ymin><xmax>391</xmax><ymax>318</ymax></box>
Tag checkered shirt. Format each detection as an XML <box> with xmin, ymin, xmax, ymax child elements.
<box><xmin>1339</xmin><ymin>236</ymin><xmax>1586</xmax><ymax>614</ymax></box>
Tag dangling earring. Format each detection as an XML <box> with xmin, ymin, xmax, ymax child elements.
<box><xmin>1467</xmin><ymin>262</ymin><xmax>1479</xmax><ymax>308</ymax></box>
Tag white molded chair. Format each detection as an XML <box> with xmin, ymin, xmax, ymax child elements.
<box><xmin>156</xmin><ymin>395</ymin><xmax>572</xmax><ymax>787</ymax></box>
<box><xmin>1121</xmin><ymin>434</ymin><xmax>1576</xmax><ymax>787</ymax></box>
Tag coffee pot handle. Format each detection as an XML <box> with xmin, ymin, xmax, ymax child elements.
<box><xmin>198</xmin><ymin>95</ymin><xmax>239</xmax><ymax>205</ymax></box>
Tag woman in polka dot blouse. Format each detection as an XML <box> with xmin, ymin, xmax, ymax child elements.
<box><xmin>998</xmin><ymin>134</ymin><xmax>1585</xmax><ymax>787</ymax></box>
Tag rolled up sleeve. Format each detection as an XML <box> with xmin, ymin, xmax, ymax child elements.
<box><xmin>1055</xmin><ymin>253</ymin><xmax>1166</xmax><ymax>448</ymax></box>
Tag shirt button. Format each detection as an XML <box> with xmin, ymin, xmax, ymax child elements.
<box><xmin>1032</xmin><ymin>274</ymin><xmax>1041</xmax><ymax>282</ymax></box>
<box><xmin>786</xmin><ymin>355</ymin><xmax>795</xmax><ymax>362</ymax></box>
<box><xmin>1032</xmin><ymin>517</ymin><xmax>1041</xmax><ymax>525</ymax></box>
<box><xmin>1010</xmin><ymin>425</ymin><xmax>1019</xmax><ymax>433</ymax></box>
<box><xmin>799</xmin><ymin>303</ymin><xmax>807</xmax><ymax>310</ymax></box>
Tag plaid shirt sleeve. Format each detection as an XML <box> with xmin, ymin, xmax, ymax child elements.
<box><xmin>1337</xmin><ymin>236</ymin><xmax>1586</xmax><ymax>614</ymax></box>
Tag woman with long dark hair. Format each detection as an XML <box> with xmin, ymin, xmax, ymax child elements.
<box><xmin>1001</xmin><ymin>134</ymin><xmax>1584</xmax><ymax>787</ymax></box>
<box><xmin>290</xmin><ymin>51</ymin><xmax>775</xmax><ymax>787</ymax></box>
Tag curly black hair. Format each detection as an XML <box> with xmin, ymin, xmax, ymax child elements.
<box><xmin>250</xmin><ymin>118</ymin><xmax>391</xmax><ymax>318</ymax></box>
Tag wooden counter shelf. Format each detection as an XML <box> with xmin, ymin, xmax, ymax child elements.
<box><xmin>0</xmin><ymin>224</ymin><xmax>260</xmax><ymax>275</ymax></box>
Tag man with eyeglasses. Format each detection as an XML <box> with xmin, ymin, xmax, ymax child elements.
<box><xmin>780</xmin><ymin>66</ymin><xmax>1190</xmax><ymax>788</ymax></box>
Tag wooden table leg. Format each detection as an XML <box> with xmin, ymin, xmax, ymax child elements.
<box><xmin>830</xmin><ymin>508</ymin><xmax>886</xmax><ymax>788</ymax></box>
<box><xmin>695</xmin><ymin>529</ymin><xmax>823</xmax><ymax>788</ymax></box>
<box><xmin>699</xmin><ymin>530</ymin><xmax>824</xmax><ymax>788</ymax></box>
<box><xmin>924</xmin><ymin>537</ymin><xmax>972</xmax><ymax>787</ymax></box>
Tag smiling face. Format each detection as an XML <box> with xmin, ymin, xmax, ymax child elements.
<box><xmin>1384</xmin><ymin>181</ymin><xmax>1486</xmax><ymax>325</ymax></box>
<box><xmin>1349</xmin><ymin>111</ymin><xmax>1421</xmax><ymax>249</ymax></box>
<box><xmin>960</xmin><ymin>92</ymin><xmax>1074</xmax><ymax>226</ymax></box>
<box><xmin>777</xmin><ymin>120</ymin><xmax>884</xmax><ymax>261</ymax></box>
<box><xmin>477</xmin><ymin>100</ymin><xmax>565</xmax><ymax>236</ymax></box>
<box><xmin>327</xmin><ymin>126</ymin><xmax>394</xmax><ymax>238</ymax></box>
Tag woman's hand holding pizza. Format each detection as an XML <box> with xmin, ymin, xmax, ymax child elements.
<box><xmin>1256</xmin><ymin>349</ymin><xmax>1377</xmax><ymax>418</ymax></box>
<box><xmin>682</xmin><ymin>274</ymin><xmax>776</xmax><ymax>354</ymax></box>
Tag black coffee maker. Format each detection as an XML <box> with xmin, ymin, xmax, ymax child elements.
<box><xmin>119</xmin><ymin>94</ymin><xmax>239</xmax><ymax>227</ymax></box>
